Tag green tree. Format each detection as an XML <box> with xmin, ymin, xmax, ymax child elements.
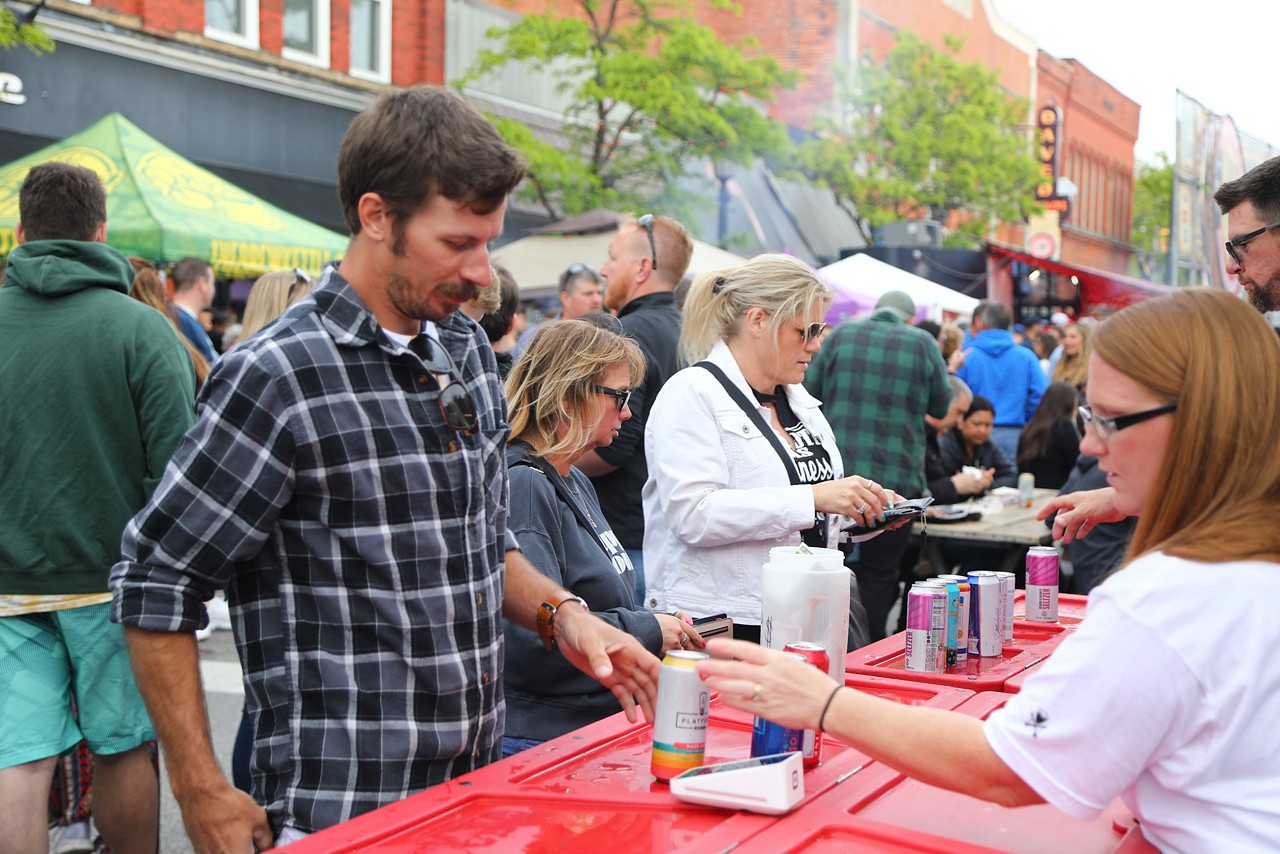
<box><xmin>799</xmin><ymin>32</ymin><xmax>1040</xmax><ymax>247</ymax></box>
<box><xmin>1</xmin><ymin>8</ymin><xmax>55</xmax><ymax>53</ymax></box>
<box><xmin>459</xmin><ymin>0</ymin><xmax>798</xmax><ymax>220</ymax></box>
<box><xmin>1130</xmin><ymin>152</ymin><xmax>1173</xmax><ymax>282</ymax></box>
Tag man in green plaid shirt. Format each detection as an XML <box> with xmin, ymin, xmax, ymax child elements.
<box><xmin>805</xmin><ymin>290</ymin><xmax>951</xmax><ymax>640</ymax></box>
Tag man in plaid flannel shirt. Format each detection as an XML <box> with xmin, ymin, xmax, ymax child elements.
<box><xmin>805</xmin><ymin>290</ymin><xmax>951</xmax><ymax>640</ymax></box>
<box><xmin>110</xmin><ymin>87</ymin><xmax>660</xmax><ymax>853</ymax></box>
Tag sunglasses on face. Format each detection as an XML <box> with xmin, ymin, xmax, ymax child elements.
<box><xmin>408</xmin><ymin>334</ymin><xmax>479</xmax><ymax>435</ymax></box>
<box><xmin>1224</xmin><ymin>221</ymin><xmax>1280</xmax><ymax>264</ymax></box>
<box><xmin>593</xmin><ymin>384</ymin><xmax>632</xmax><ymax>412</ymax></box>
<box><xmin>637</xmin><ymin>214</ymin><xmax>659</xmax><ymax>271</ymax></box>
<box><xmin>800</xmin><ymin>322</ymin><xmax>827</xmax><ymax>344</ymax></box>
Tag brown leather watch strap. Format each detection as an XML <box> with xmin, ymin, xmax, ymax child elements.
<box><xmin>535</xmin><ymin>592</ymin><xmax>588</xmax><ymax>651</ymax></box>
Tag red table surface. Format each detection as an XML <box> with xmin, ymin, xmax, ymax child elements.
<box><xmin>276</xmin><ymin>672</ymin><xmax>975</xmax><ymax>853</ymax></box>
<box><xmin>1003</xmin><ymin>658</ymin><xmax>1048</xmax><ymax>694</ymax></box>
<box><xmin>728</xmin><ymin>691</ymin><xmax>1159</xmax><ymax>854</ymax></box>
<box><xmin>1013</xmin><ymin>590</ymin><xmax>1089</xmax><ymax>625</ymax></box>
<box><xmin>845</xmin><ymin>618</ymin><xmax>1069</xmax><ymax>692</ymax></box>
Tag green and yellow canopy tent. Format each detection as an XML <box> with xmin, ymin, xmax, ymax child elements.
<box><xmin>0</xmin><ymin>113</ymin><xmax>347</xmax><ymax>279</ymax></box>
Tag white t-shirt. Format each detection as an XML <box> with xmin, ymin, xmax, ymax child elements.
<box><xmin>984</xmin><ymin>552</ymin><xmax>1280</xmax><ymax>853</ymax></box>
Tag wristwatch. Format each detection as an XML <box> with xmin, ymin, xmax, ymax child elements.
<box><xmin>536</xmin><ymin>592</ymin><xmax>589</xmax><ymax>651</ymax></box>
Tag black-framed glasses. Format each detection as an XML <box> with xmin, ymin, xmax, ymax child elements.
<box><xmin>801</xmin><ymin>322</ymin><xmax>827</xmax><ymax>344</ymax></box>
<box><xmin>408</xmin><ymin>334</ymin><xmax>478</xmax><ymax>435</ymax></box>
<box><xmin>1078</xmin><ymin>403</ymin><xmax>1175</xmax><ymax>440</ymax></box>
<box><xmin>1224</xmin><ymin>222</ymin><xmax>1280</xmax><ymax>264</ymax></box>
<box><xmin>637</xmin><ymin>213</ymin><xmax>659</xmax><ymax>271</ymax></box>
<box><xmin>593</xmin><ymin>384</ymin><xmax>632</xmax><ymax>412</ymax></box>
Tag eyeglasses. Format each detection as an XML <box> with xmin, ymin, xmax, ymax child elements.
<box><xmin>1078</xmin><ymin>403</ymin><xmax>1175</xmax><ymax>440</ymax></box>
<box><xmin>288</xmin><ymin>267</ymin><xmax>312</xmax><ymax>302</ymax></box>
<box><xmin>593</xmin><ymin>384</ymin><xmax>632</xmax><ymax>412</ymax></box>
<box><xmin>637</xmin><ymin>214</ymin><xmax>659</xmax><ymax>271</ymax></box>
<box><xmin>800</xmin><ymin>322</ymin><xmax>827</xmax><ymax>344</ymax></box>
<box><xmin>560</xmin><ymin>262</ymin><xmax>598</xmax><ymax>292</ymax></box>
<box><xmin>408</xmin><ymin>334</ymin><xmax>478</xmax><ymax>435</ymax></box>
<box><xmin>1224</xmin><ymin>221</ymin><xmax>1280</xmax><ymax>264</ymax></box>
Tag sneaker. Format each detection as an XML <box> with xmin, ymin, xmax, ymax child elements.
<box><xmin>49</xmin><ymin>819</ymin><xmax>95</xmax><ymax>854</ymax></box>
<box><xmin>206</xmin><ymin>594</ymin><xmax>233</xmax><ymax>631</ymax></box>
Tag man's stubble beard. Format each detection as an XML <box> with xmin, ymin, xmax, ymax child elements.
<box><xmin>387</xmin><ymin>273</ymin><xmax>479</xmax><ymax>322</ymax></box>
<box><xmin>1245</xmin><ymin>271</ymin><xmax>1280</xmax><ymax>314</ymax></box>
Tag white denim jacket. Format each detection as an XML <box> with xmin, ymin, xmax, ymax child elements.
<box><xmin>641</xmin><ymin>342</ymin><xmax>847</xmax><ymax>624</ymax></box>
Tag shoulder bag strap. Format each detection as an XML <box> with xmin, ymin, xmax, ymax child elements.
<box><xmin>511</xmin><ymin>455</ymin><xmax>613</xmax><ymax>558</ymax></box>
<box><xmin>694</xmin><ymin>361</ymin><xmax>803</xmax><ymax>486</ymax></box>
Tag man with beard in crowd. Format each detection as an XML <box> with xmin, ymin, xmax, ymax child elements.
<box><xmin>1040</xmin><ymin>154</ymin><xmax>1280</xmax><ymax>542</ymax></box>
<box><xmin>111</xmin><ymin>86</ymin><xmax>659</xmax><ymax>854</ymax></box>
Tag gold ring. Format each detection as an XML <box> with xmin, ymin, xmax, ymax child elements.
<box><xmin>752</xmin><ymin>682</ymin><xmax>762</xmax><ymax>702</ymax></box>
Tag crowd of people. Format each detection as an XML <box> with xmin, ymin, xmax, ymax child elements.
<box><xmin>3</xmin><ymin>83</ymin><xmax>1279</xmax><ymax>854</ymax></box>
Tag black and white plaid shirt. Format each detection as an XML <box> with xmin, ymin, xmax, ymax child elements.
<box><xmin>111</xmin><ymin>265</ymin><xmax>513</xmax><ymax>834</ymax></box>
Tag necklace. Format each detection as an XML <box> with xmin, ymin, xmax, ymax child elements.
<box><xmin>561</xmin><ymin>473</ymin><xmax>594</xmax><ymax>526</ymax></box>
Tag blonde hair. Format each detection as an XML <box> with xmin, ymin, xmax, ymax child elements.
<box><xmin>1094</xmin><ymin>289</ymin><xmax>1280</xmax><ymax>565</ymax></box>
<box><xmin>678</xmin><ymin>253</ymin><xmax>834</xmax><ymax>365</ymax></box>
<box><xmin>939</xmin><ymin>323</ymin><xmax>963</xmax><ymax>362</ymax></box>
<box><xmin>1052</xmin><ymin>322</ymin><xmax>1092</xmax><ymax>389</ymax></box>
<box><xmin>129</xmin><ymin>257</ymin><xmax>209</xmax><ymax>392</ymax></box>
<box><xmin>506</xmin><ymin>319</ymin><xmax>646</xmax><ymax>459</ymax></box>
<box><xmin>240</xmin><ymin>270</ymin><xmax>313</xmax><ymax>341</ymax></box>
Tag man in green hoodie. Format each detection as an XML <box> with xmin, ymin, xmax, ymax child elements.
<box><xmin>0</xmin><ymin>162</ymin><xmax>195</xmax><ymax>854</ymax></box>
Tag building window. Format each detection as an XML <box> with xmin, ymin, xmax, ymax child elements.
<box><xmin>282</xmin><ymin>0</ymin><xmax>330</xmax><ymax>67</ymax></box>
<box><xmin>350</xmin><ymin>0</ymin><xmax>391</xmax><ymax>83</ymax></box>
<box><xmin>206</xmin><ymin>0</ymin><xmax>259</xmax><ymax>49</ymax></box>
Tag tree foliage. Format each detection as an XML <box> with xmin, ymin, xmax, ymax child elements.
<box><xmin>1</xmin><ymin>9</ymin><xmax>55</xmax><ymax>53</ymax></box>
<box><xmin>799</xmin><ymin>31</ymin><xmax>1040</xmax><ymax>247</ymax></box>
<box><xmin>1130</xmin><ymin>152</ymin><xmax>1173</xmax><ymax>281</ymax></box>
<box><xmin>461</xmin><ymin>0</ymin><xmax>797</xmax><ymax>219</ymax></box>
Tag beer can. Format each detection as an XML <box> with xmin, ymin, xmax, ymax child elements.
<box><xmin>966</xmin><ymin>571</ymin><xmax>1003</xmax><ymax>657</ymax></box>
<box><xmin>783</xmin><ymin>642</ymin><xmax>829</xmax><ymax>767</ymax></box>
<box><xmin>1018</xmin><ymin>472</ymin><xmax>1035</xmax><ymax>508</ymax></box>
<box><xmin>991</xmin><ymin>570</ymin><xmax>1015</xmax><ymax>642</ymax></box>
<box><xmin>1026</xmin><ymin>546</ymin><xmax>1060</xmax><ymax>622</ymax></box>
<box><xmin>905</xmin><ymin>582</ymin><xmax>947</xmax><ymax>673</ymax></box>
<box><xmin>934</xmin><ymin>575</ymin><xmax>970</xmax><ymax>662</ymax></box>
<box><xmin>750</xmin><ymin>652</ymin><xmax>807</xmax><ymax>759</ymax></box>
<box><xmin>933</xmin><ymin>580</ymin><xmax>960</xmax><ymax>668</ymax></box>
<box><xmin>651</xmin><ymin>650</ymin><xmax>711</xmax><ymax>782</ymax></box>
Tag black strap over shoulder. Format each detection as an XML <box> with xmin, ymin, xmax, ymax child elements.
<box><xmin>510</xmin><ymin>452</ymin><xmax>613</xmax><ymax>559</ymax></box>
<box><xmin>694</xmin><ymin>361</ymin><xmax>802</xmax><ymax>486</ymax></box>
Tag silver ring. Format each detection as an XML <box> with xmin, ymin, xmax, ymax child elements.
<box><xmin>868</xmin><ymin>480</ymin><xmax>878</xmax><ymax>489</ymax></box>
<box><xmin>751</xmin><ymin>682</ymin><xmax>762</xmax><ymax>702</ymax></box>
<box><xmin>855</xmin><ymin>503</ymin><xmax>869</xmax><ymax>515</ymax></box>
<box><xmin>679</xmin><ymin>636</ymin><xmax>688</xmax><ymax>647</ymax></box>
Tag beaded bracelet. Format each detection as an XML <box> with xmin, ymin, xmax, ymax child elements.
<box><xmin>818</xmin><ymin>684</ymin><xmax>844</xmax><ymax>731</ymax></box>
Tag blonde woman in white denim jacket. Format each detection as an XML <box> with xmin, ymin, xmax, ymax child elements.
<box><xmin>641</xmin><ymin>254</ymin><xmax>898</xmax><ymax>643</ymax></box>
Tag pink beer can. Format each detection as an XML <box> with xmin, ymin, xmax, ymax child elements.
<box><xmin>1025</xmin><ymin>546</ymin><xmax>1060</xmax><ymax>622</ymax></box>
<box><xmin>905</xmin><ymin>582</ymin><xmax>947</xmax><ymax>673</ymax></box>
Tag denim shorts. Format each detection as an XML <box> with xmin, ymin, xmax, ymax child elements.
<box><xmin>0</xmin><ymin>602</ymin><xmax>154</xmax><ymax>769</ymax></box>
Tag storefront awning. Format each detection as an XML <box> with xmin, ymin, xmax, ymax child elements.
<box><xmin>986</xmin><ymin>242</ymin><xmax>1173</xmax><ymax>311</ymax></box>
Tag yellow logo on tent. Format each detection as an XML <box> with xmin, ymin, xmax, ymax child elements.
<box><xmin>0</xmin><ymin>147</ymin><xmax>125</xmax><ymax>219</ymax></box>
<box><xmin>137</xmin><ymin>150</ymin><xmax>284</xmax><ymax>231</ymax></box>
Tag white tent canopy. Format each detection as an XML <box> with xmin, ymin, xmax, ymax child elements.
<box><xmin>492</xmin><ymin>231</ymin><xmax>748</xmax><ymax>299</ymax></box>
<box><xmin>819</xmin><ymin>253</ymin><xmax>979</xmax><ymax>321</ymax></box>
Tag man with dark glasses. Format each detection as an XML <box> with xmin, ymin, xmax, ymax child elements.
<box><xmin>1216</xmin><ymin>155</ymin><xmax>1280</xmax><ymax>329</ymax></box>
<box><xmin>805</xmin><ymin>290</ymin><xmax>951</xmax><ymax>641</ymax></box>
<box><xmin>112</xmin><ymin>86</ymin><xmax>661</xmax><ymax>852</ymax></box>
<box><xmin>1040</xmin><ymin>154</ymin><xmax>1280</xmax><ymax>546</ymax></box>
<box><xmin>583</xmin><ymin>214</ymin><xmax>693</xmax><ymax>604</ymax></box>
